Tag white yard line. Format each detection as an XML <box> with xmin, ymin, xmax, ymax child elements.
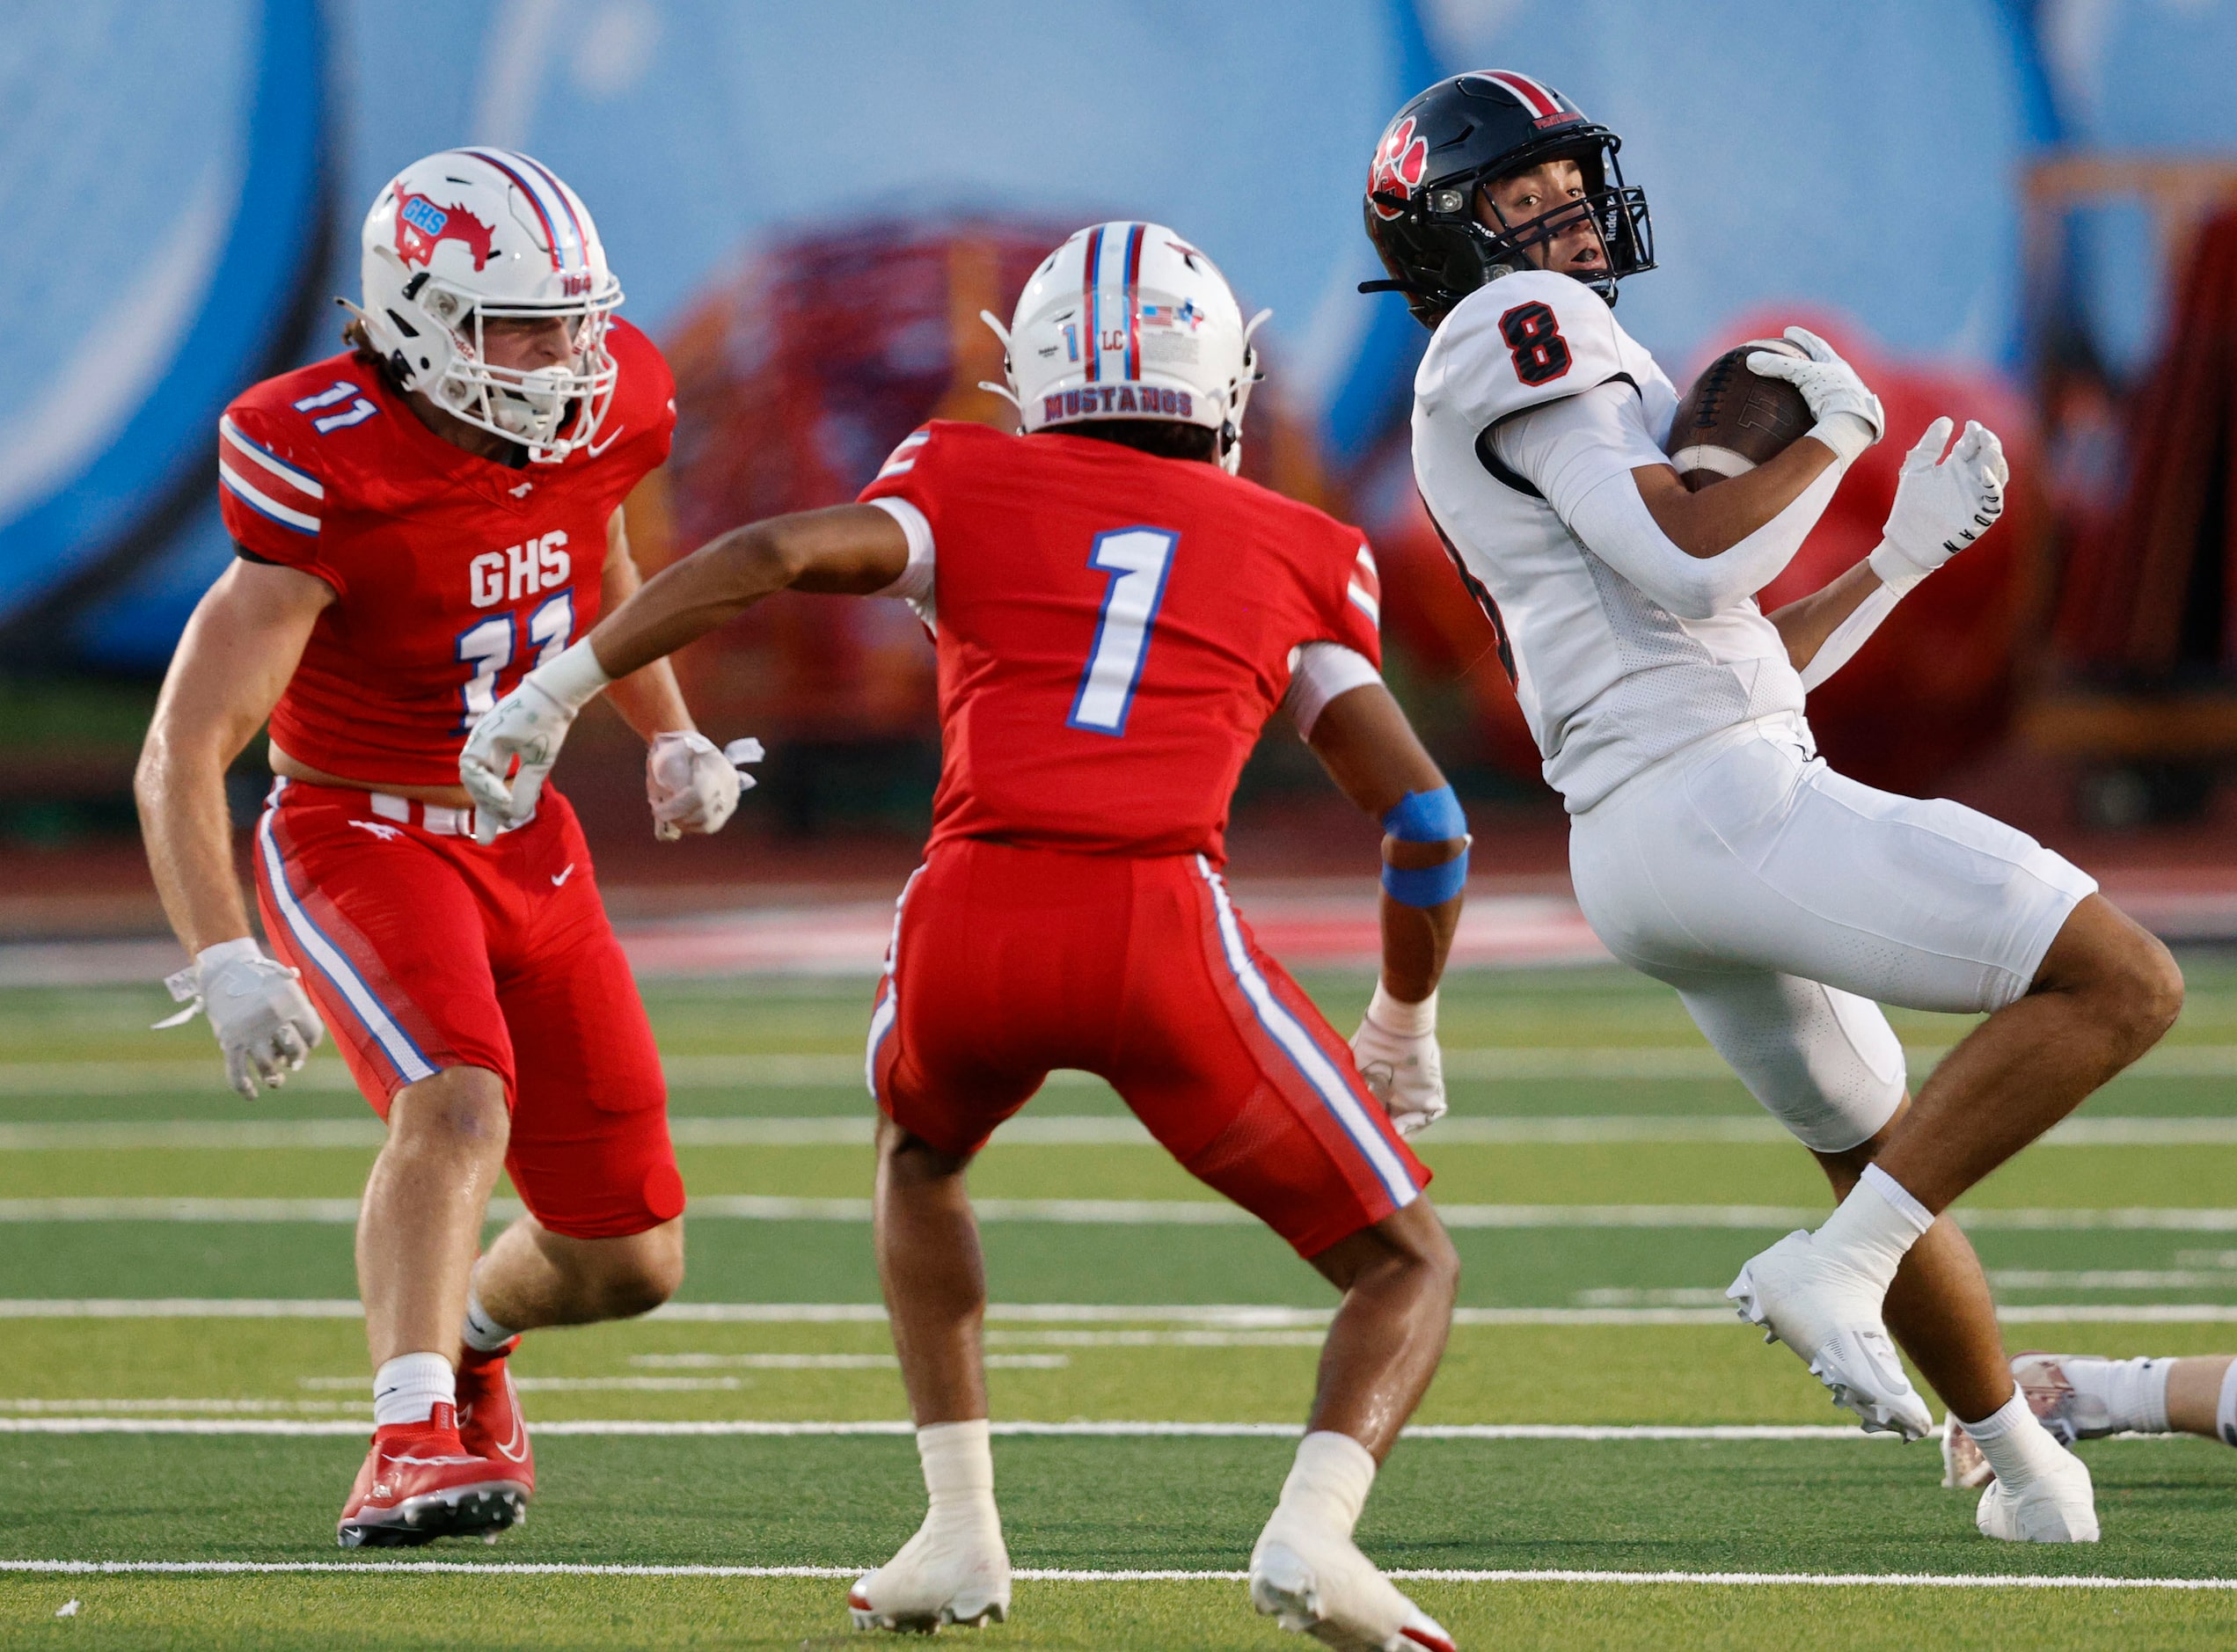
<box><xmin>1</xmin><ymin>1558</ymin><xmax>2233</xmax><ymax>1590</ymax></box>
<box><xmin>7</xmin><ymin>1297</ymin><xmax>2237</xmax><ymax>1326</ymax></box>
<box><xmin>11</xmin><ymin>1112</ymin><xmax>2237</xmax><ymax>1150</ymax></box>
<box><xmin>0</xmin><ymin>1406</ymin><xmax>1923</xmax><ymax>1432</ymax></box>
<box><xmin>11</xmin><ymin>1195</ymin><xmax>2237</xmax><ymax>1232</ymax></box>
<box><xmin>14</xmin><ymin>1042</ymin><xmax>2237</xmax><ymax>1098</ymax></box>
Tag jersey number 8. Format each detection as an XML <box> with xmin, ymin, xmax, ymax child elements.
<box><xmin>1498</xmin><ymin>301</ymin><xmax>1571</xmax><ymax>388</ymax></box>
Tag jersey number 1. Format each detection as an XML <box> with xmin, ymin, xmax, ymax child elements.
<box><xmin>1068</xmin><ymin>527</ymin><xmax>1179</xmax><ymax>737</ymax></box>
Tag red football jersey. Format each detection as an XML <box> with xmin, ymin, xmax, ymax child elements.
<box><xmin>859</xmin><ymin>421</ymin><xmax>1382</xmax><ymax>862</ymax></box>
<box><xmin>216</xmin><ymin>319</ymin><xmax>676</xmax><ymax>787</ymax></box>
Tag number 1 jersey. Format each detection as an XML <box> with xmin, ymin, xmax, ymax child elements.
<box><xmin>215</xmin><ymin>320</ymin><xmax>676</xmax><ymax>788</ymax></box>
<box><xmin>859</xmin><ymin>421</ymin><xmax>1383</xmax><ymax>863</ymax></box>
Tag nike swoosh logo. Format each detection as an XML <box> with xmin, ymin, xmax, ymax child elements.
<box><xmin>551</xmin><ymin>864</ymin><xmax>574</xmax><ymax>887</ymax></box>
<box><xmin>587</xmin><ymin>424</ymin><xmax>626</xmax><ymax>458</ymax></box>
<box><xmin>493</xmin><ymin>1381</ymin><xmax>529</xmax><ymax>1461</ymax></box>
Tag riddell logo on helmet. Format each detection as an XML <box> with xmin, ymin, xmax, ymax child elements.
<box><xmin>395</xmin><ymin>191</ymin><xmax>495</xmax><ymax>271</ymax></box>
<box><xmin>1368</xmin><ymin>118</ymin><xmax>1429</xmax><ymax>220</ymax></box>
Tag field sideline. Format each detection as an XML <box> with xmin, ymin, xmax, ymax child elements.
<box><xmin>4</xmin><ymin>965</ymin><xmax>2237</xmax><ymax>1648</ymax></box>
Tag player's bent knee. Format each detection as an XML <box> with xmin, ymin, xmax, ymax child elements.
<box><xmin>594</xmin><ymin>1220</ymin><xmax>684</xmax><ymax>1319</ymax></box>
<box><xmin>385</xmin><ymin>1066</ymin><xmax>509</xmax><ymax>1158</ymax></box>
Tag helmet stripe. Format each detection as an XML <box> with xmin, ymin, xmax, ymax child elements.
<box><xmin>1082</xmin><ymin>224</ymin><xmax>1105</xmax><ymax>384</ymax></box>
<box><xmin>1482</xmin><ymin>69</ymin><xmax>1560</xmax><ymax>118</ymax></box>
<box><xmin>1122</xmin><ymin>223</ymin><xmax>1144</xmax><ymax>382</ymax></box>
<box><xmin>510</xmin><ymin>150</ymin><xmax>590</xmax><ymax>269</ymax></box>
<box><xmin>461</xmin><ymin>148</ymin><xmax>569</xmax><ymax>271</ymax></box>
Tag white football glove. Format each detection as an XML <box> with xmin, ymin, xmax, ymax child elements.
<box><xmin>1746</xmin><ymin>325</ymin><xmax>1885</xmax><ymax>464</ymax></box>
<box><xmin>1349</xmin><ymin>987</ymin><xmax>1446</xmax><ymax>1138</ymax></box>
<box><xmin>1869</xmin><ymin>417</ymin><xmax>2007</xmax><ymax>596</ymax></box>
<box><xmin>459</xmin><ymin>640</ymin><xmax>613</xmax><ymax>844</ymax></box>
<box><xmin>647</xmin><ymin>732</ymin><xmax>764</xmax><ymax>840</ymax></box>
<box><xmin>156</xmin><ymin>938</ymin><xmax>325</xmax><ymax>1101</ymax></box>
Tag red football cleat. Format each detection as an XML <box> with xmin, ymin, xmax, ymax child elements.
<box><xmin>457</xmin><ymin>1337</ymin><xmax>535</xmax><ymax>1499</ymax></box>
<box><xmin>336</xmin><ymin>1404</ymin><xmax>529</xmax><ymax>1548</ymax></box>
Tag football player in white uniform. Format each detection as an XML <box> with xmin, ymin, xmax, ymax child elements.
<box><xmin>1364</xmin><ymin>70</ymin><xmax>2184</xmax><ymax>1543</ymax></box>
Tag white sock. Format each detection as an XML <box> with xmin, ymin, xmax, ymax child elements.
<box><xmin>1814</xmin><ymin>1165</ymin><xmax>1934</xmax><ymax>1293</ymax></box>
<box><xmin>373</xmin><ymin>1352</ymin><xmax>456</xmax><ymax>1429</ymax></box>
<box><xmin>2218</xmin><ymin>1361</ymin><xmax>2237</xmax><ymax>1448</ymax></box>
<box><xmin>1268</xmin><ymin>1429</ymin><xmax>1378</xmax><ymax>1542</ymax></box>
<box><xmin>2062</xmin><ymin>1356</ymin><xmax>2173</xmax><ymax>1435</ymax></box>
<box><xmin>461</xmin><ymin>1290</ymin><xmax>517</xmax><ymax>1354</ymax></box>
<box><xmin>917</xmin><ymin>1419</ymin><xmax>998</xmax><ymax>1531</ymax></box>
<box><xmin>1961</xmin><ymin>1390</ymin><xmax>2069</xmax><ymax>1488</ymax></box>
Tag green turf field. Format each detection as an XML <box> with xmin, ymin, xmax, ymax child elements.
<box><xmin>4</xmin><ymin>963</ymin><xmax>2237</xmax><ymax>1648</ymax></box>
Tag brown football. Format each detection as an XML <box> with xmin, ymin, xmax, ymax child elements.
<box><xmin>1667</xmin><ymin>337</ymin><xmax>1812</xmax><ymax>491</ymax></box>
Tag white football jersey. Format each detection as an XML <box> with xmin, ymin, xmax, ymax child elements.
<box><xmin>1411</xmin><ymin>269</ymin><xmax>1808</xmax><ymax>812</ymax></box>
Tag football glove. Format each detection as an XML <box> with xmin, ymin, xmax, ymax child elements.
<box><xmin>1869</xmin><ymin>417</ymin><xmax>2007</xmax><ymax>596</ymax></box>
<box><xmin>460</xmin><ymin>676</ymin><xmax>574</xmax><ymax>843</ymax></box>
<box><xmin>1747</xmin><ymin>326</ymin><xmax>1884</xmax><ymax>463</ymax></box>
<box><xmin>460</xmin><ymin>640</ymin><xmax>611</xmax><ymax>844</ymax></box>
<box><xmin>1350</xmin><ymin>990</ymin><xmax>1447</xmax><ymax>1138</ymax></box>
<box><xmin>647</xmin><ymin>732</ymin><xmax>764</xmax><ymax>840</ymax></box>
<box><xmin>157</xmin><ymin>938</ymin><xmax>325</xmax><ymax>1100</ymax></box>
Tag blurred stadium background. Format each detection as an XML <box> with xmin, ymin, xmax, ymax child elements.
<box><xmin>8</xmin><ymin>0</ymin><xmax>2237</xmax><ymax>969</ymax></box>
<box><xmin>11</xmin><ymin>3</ymin><xmax>2237</xmax><ymax>1643</ymax></box>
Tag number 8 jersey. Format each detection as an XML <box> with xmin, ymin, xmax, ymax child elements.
<box><xmin>1412</xmin><ymin>268</ymin><xmax>1804</xmax><ymax>813</ymax></box>
<box><xmin>858</xmin><ymin>420</ymin><xmax>1382</xmax><ymax>863</ymax></box>
<box><xmin>216</xmin><ymin>319</ymin><xmax>676</xmax><ymax>788</ymax></box>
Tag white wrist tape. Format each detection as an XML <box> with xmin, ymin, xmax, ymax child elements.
<box><xmin>1797</xmin><ymin>575</ymin><xmax>1903</xmax><ymax>691</ymax></box>
<box><xmin>1809</xmin><ymin>411</ymin><xmax>1878</xmax><ymax>467</ymax></box>
<box><xmin>196</xmin><ymin>937</ymin><xmax>265</xmax><ymax>975</ymax></box>
<box><xmin>1867</xmin><ymin>536</ymin><xmax>1936</xmax><ymax>597</ymax></box>
<box><xmin>529</xmin><ymin>639</ymin><xmax>614</xmax><ymax>713</ymax></box>
<box><xmin>1367</xmin><ymin>982</ymin><xmax>1437</xmax><ymax>1037</ymax></box>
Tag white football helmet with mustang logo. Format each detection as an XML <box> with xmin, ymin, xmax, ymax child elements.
<box><xmin>354</xmin><ymin>149</ymin><xmax>622</xmax><ymax>462</ymax></box>
<box><xmin>983</xmin><ymin>222</ymin><xmax>1270</xmax><ymax>475</ymax></box>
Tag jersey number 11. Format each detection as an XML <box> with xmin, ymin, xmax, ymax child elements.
<box><xmin>1067</xmin><ymin>527</ymin><xmax>1179</xmax><ymax>738</ymax></box>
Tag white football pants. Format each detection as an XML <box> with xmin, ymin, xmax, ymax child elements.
<box><xmin>1568</xmin><ymin>713</ymin><xmax>2097</xmax><ymax>1152</ymax></box>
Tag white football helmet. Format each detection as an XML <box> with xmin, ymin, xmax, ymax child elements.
<box><xmin>354</xmin><ymin>149</ymin><xmax>622</xmax><ymax>462</ymax></box>
<box><xmin>983</xmin><ymin>222</ymin><xmax>1270</xmax><ymax>475</ymax></box>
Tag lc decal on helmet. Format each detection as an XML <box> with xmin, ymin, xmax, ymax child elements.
<box><xmin>979</xmin><ymin>222</ymin><xmax>1271</xmax><ymax>475</ymax></box>
<box><xmin>1360</xmin><ymin>70</ymin><xmax>1656</xmax><ymax>325</ymax></box>
<box><xmin>348</xmin><ymin>148</ymin><xmax>624</xmax><ymax>462</ymax></box>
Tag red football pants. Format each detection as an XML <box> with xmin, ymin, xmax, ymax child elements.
<box><xmin>252</xmin><ymin>781</ymin><xmax>683</xmax><ymax>1239</ymax></box>
<box><xmin>869</xmin><ymin>840</ymin><xmax>1428</xmax><ymax>1259</ymax></box>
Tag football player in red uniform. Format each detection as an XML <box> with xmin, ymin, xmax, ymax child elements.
<box><xmin>136</xmin><ymin>150</ymin><xmax>757</xmax><ymax>1546</ymax></box>
<box><xmin>464</xmin><ymin>223</ymin><xmax>1466</xmax><ymax>1650</ymax></box>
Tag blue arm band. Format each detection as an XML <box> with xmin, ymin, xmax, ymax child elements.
<box><xmin>1382</xmin><ymin>786</ymin><xmax>1467</xmax><ymax>843</ymax></box>
<box><xmin>1383</xmin><ymin>848</ymin><xmax>1468</xmax><ymax>908</ymax></box>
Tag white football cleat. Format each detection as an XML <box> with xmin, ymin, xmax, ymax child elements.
<box><xmin>1250</xmin><ymin>1526</ymin><xmax>1455</xmax><ymax>1652</ymax></box>
<box><xmin>847</xmin><ymin>1513</ymin><xmax>1011</xmax><ymax>1633</ymax></box>
<box><xmin>2011</xmin><ymin>1352</ymin><xmax>2118</xmax><ymax>1449</ymax></box>
<box><xmin>1727</xmin><ymin>1229</ymin><xmax>1934</xmax><ymax>1442</ymax></box>
<box><xmin>1976</xmin><ymin>1447</ymin><xmax>2100</xmax><ymax>1543</ymax></box>
<box><xmin>1941</xmin><ymin>1417</ymin><xmax>1992</xmax><ymax>1489</ymax></box>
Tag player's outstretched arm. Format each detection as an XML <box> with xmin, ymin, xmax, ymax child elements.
<box><xmin>135</xmin><ymin>559</ymin><xmax>332</xmax><ymax>1096</ymax></box>
<box><xmin>1306</xmin><ymin>681</ymin><xmax>1469</xmax><ymax>1137</ymax></box>
<box><xmin>1770</xmin><ymin>418</ymin><xmax>2007</xmax><ymax>690</ymax></box>
<box><xmin>461</xmin><ymin>506</ymin><xmax>909</xmax><ymax>834</ymax></box>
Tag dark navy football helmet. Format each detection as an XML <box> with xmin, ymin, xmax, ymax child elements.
<box><xmin>1362</xmin><ymin>70</ymin><xmax>1654</xmax><ymax>324</ymax></box>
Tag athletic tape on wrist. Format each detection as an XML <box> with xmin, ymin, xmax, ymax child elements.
<box><xmin>1383</xmin><ymin>851</ymin><xmax>1467</xmax><ymax>908</ymax></box>
<box><xmin>1381</xmin><ymin>786</ymin><xmax>1466</xmax><ymax>843</ymax></box>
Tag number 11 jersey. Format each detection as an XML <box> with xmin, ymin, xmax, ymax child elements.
<box><xmin>858</xmin><ymin>421</ymin><xmax>1382</xmax><ymax>864</ymax></box>
<box><xmin>215</xmin><ymin>320</ymin><xmax>676</xmax><ymax>789</ymax></box>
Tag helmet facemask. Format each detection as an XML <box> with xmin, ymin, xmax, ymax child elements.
<box><xmin>411</xmin><ymin>276</ymin><xmax>620</xmax><ymax>458</ymax></box>
<box><xmin>1466</xmin><ymin>142</ymin><xmax>1653</xmax><ymax>303</ymax></box>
